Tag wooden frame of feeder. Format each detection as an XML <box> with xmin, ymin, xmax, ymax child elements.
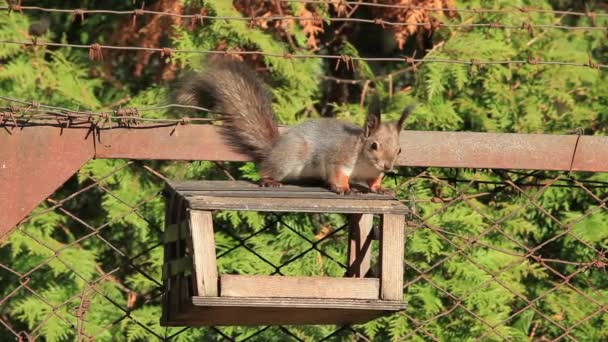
<box><xmin>161</xmin><ymin>181</ymin><xmax>408</xmax><ymax>326</ymax></box>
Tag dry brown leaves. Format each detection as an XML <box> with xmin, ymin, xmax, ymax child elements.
<box><xmin>234</xmin><ymin>0</ymin><xmax>297</xmax><ymax>44</ymax></box>
<box><xmin>374</xmin><ymin>0</ymin><xmax>456</xmax><ymax>49</ymax></box>
<box><xmin>234</xmin><ymin>0</ymin><xmax>327</xmax><ymax>50</ymax></box>
<box><xmin>330</xmin><ymin>0</ymin><xmax>353</xmax><ymax>16</ymax></box>
<box><xmin>109</xmin><ymin>0</ymin><xmax>183</xmax><ymax>81</ymax></box>
<box><xmin>299</xmin><ymin>5</ymin><xmax>325</xmax><ymax>50</ymax></box>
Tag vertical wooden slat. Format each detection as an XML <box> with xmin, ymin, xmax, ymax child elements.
<box><xmin>173</xmin><ymin>197</ymin><xmax>185</xmax><ymax>317</ymax></box>
<box><xmin>189</xmin><ymin>210</ymin><xmax>218</xmax><ymax>296</ymax></box>
<box><xmin>379</xmin><ymin>214</ymin><xmax>405</xmax><ymax>301</ymax></box>
<box><xmin>346</xmin><ymin>214</ymin><xmax>375</xmax><ymax>278</ymax></box>
<box><xmin>163</xmin><ymin>192</ymin><xmax>177</xmax><ymax>323</ymax></box>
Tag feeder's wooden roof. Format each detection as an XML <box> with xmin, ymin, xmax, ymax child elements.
<box><xmin>166</xmin><ymin>180</ymin><xmax>409</xmax><ymax>214</ymax></box>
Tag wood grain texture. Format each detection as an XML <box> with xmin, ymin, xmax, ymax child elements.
<box><xmin>347</xmin><ymin>214</ymin><xmax>375</xmax><ymax>278</ymax></box>
<box><xmin>167</xmin><ymin>181</ymin><xmax>408</xmax><ymax>213</ymax></box>
<box><xmin>162</xmin><ymin>296</ymin><xmax>406</xmax><ymax>326</ymax></box>
<box><xmin>169</xmin><ymin>180</ymin><xmax>394</xmax><ymax>198</ymax></box>
<box><xmin>190</xmin><ymin>296</ymin><xmax>404</xmax><ymax>309</ymax></box>
<box><xmin>188</xmin><ymin>196</ymin><xmax>408</xmax><ymax>214</ymax></box>
<box><xmin>165</xmin><ymin>306</ymin><xmax>400</xmax><ymax>326</ymax></box>
<box><xmin>220</xmin><ymin>274</ymin><xmax>379</xmax><ymax>300</ymax></box>
<box><xmin>189</xmin><ymin>210</ymin><xmax>218</xmax><ymax>296</ymax></box>
<box><xmin>380</xmin><ymin>214</ymin><xmax>405</xmax><ymax>301</ymax></box>
<box><xmin>179</xmin><ymin>190</ymin><xmax>392</xmax><ymax>199</ymax></box>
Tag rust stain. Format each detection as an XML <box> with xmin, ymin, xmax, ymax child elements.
<box><xmin>0</xmin><ymin>127</ymin><xmax>94</xmax><ymax>238</ymax></box>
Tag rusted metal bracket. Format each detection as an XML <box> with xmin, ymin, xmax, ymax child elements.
<box><xmin>0</xmin><ymin>127</ymin><xmax>94</xmax><ymax>239</ymax></box>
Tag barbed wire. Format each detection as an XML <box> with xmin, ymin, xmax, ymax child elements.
<box><xmin>4</xmin><ymin>2</ymin><xmax>608</xmax><ymax>19</ymax></box>
<box><xmin>280</xmin><ymin>0</ymin><xmax>608</xmax><ymax>18</ymax></box>
<box><xmin>2</xmin><ymin>5</ymin><xmax>607</xmax><ymax>31</ymax></box>
<box><xmin>0</xmin><ymin>95</ymin><xmax>217</xmax><ymax>129</ymax></box>
<box><xmin>0</xmin><ymin>39</ymin><xmax>606</xmax><ymax>70</ymax></box>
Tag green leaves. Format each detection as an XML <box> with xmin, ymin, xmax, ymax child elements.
<box><xmin>1</xmin><ymin>1</ymin><xmax>607</xmax><ymax>341</ymax></box>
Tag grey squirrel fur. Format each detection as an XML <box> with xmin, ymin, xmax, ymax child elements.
<box><xmin>174</xmin><ymin>58</ymin><xmax>414</xmax><ymax>195</ymax></box>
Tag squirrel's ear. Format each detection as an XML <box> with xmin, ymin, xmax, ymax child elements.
<box><xmin>396</xmin><ymin>104</ymin><xmax>416</xmax><ymax>131</ymax></box>
<box><xmin>365</xmin><ymin>95</ymin><xmax>381</xmax><ymax>136</ymax></box>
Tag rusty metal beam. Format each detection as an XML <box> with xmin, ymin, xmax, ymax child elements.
<box><xmin>397</xmin><ymin>131</ymin><xmax>581</xmax><ymax>171</ymax></box>
<box><xmin>95</xmin><ymin>125</ymin><xmax>247</xmax><ymax>161</ymax></box>
<box><xmin>571</xmin><ymin>135</ymin><xmax>608</xmax><ymax>172</ymax></box>
<box><xmin>95</xmin><ymin>126</ymin><xmax>607</xmax><ymax>172</ymax></box>
<box><xmin>0</xmin><ymin>127</ymin><xmax>94</xmax><ymax>239</ymax></box>
<box><xmin>2</xmin><ymin>125</ymin><xmax>607</xmax><ymax>240</ymax></box>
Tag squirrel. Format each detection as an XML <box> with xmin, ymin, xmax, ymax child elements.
<box><xmin>174</xmin><ymin>58</ymin><xmax>414</xmax><ymax>195</ymax></box>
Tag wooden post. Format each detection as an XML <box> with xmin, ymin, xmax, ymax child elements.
<box><xmin>346</xmin><ymin>214</ymin><xmax>375</xmax><ymax>278</ymax></box>
<box><xmin>161</xmin><ymin>192</ymin><xmax>174</xmax><ymax>324</ymax></box>
<box><xmin>379</xmin><ymin>214</ymin><xmax>405</xmax><ymax>301</ymax></box>
<box><xmin>189</xmin><ymin>210</ymin><xmax>218</xmax><ymax>296</ymax></box>
<box><xmin>163</xmin><ymin>194</ymin><xmax>180</xmax><ymax>322</ymax></box>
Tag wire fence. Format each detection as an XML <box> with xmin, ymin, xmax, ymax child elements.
<box><xmin>1</xmin><ymin>2</ymin><xmax>607</xmax><ymax>341</ymax></box>
<box><xmin>0</xmin><ymin>96</ymin><xmax>216</xmax><ymax>130</ymax></box>
<box><xmin>2</xmin><ymin>2</ymin><xmax>608</xmax><ymax>71</ymax></box>
<box><xmin>1</xmin><ymin>158</ymin><xmax>607</xmax><ymax>341</ymax></box>
<box><xmin>4</xmin><ymin>1</ymin><xmax>608</xmax><ymax>18</ymax></box>
<box><xmin>1</xmin><ymin>38</ymin><xmax>605</xmax><ymax>70</ymax></box>
<box><xmin>279</xmin><ymin>0</ymin><xmax>608</xmax><ymax>18</ymax></box>
<box><xmin>3</xmin><ymin>5</ymin><xmax>607</xmax><ymax>31</ymax></box>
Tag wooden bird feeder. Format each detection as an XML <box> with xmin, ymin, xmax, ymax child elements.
<box><xmin>161</xmin><ymin>181</ymin><xmax>409</xmax><ymax>326</ymax></box>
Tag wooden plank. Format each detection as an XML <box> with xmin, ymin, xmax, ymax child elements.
<box><xmin>167</xmin><ymin>276</ymin><xmax>180</xmax><ymax>325</ymax></box>
<box><xmin>178</xmin><ymin>190</ymin><xmax>393</xmax><ymax>200</ymax></box>
<box><xmin>164</xmin><ymin>190</ymin><xmax>176</xmax><ymax>226</ymax></box>
<box><xmin>191</xmin><ymin>296</ymin><xmax>405</xmax><ymax>309</ymax></box>
<box><xmin>173</xmin><ymin>296</ymin><xmax>406</xmax><ymax>326</ymax></box>
<box><xmin>166</xmin><ymin>305</ymin><xmax>400</xmax><ymax>326</ymax></box>
<box><xmin>380</xmin><ymin>214</ymin><xmax>405</xmax><ymax>301</ymax></box>
<box><xmin>189</xmin><ymin>210</ymin><xmax>218</xmax><ymax>296</ymax></box>
<box><xmin>170</xmin><ymin>180</ymin><xmax>327</xmax><ymax>191</ymax></box>
<box><xmin>162</xmin><ymin>192</ymin><xmax>179</xmax><ymax>324</ymax></box>
<box><xmin>220</xmin><ymin>275</ymin><xmax>379</xmax><ymax>300</ymax></box>
<box><xmin>170</xmin><ymin>180</ymin><xmax>395</xmax><ymax>199</ymax></box>
<box><xmin>174</xmin><ymin>197</ymin><xmax>186</xmax><ymax>258</ymax></box>
<box><xmin>188</xmin><ymin>196</ymin><xmax>409</xmax><ymax>214</ymax></box>
<box><xmin>347</xmin><ymin>214</ymin><xmax>375</xmax><ymax>278</ymax></box>
<box><xmin>171</xmin><ymin>180</ymin><xmax>389</xmax><ymax>195</ymax></box>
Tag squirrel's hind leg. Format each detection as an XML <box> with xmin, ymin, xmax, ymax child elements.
<box><xmin>258</xmin><ymin>160</ymin><xmax>287</xmax><ymax>188</ymax></box>
<box><xmin>260</xmin><ymin>177</ymin><xmax>283</xmax><ymax>187</ymax></box>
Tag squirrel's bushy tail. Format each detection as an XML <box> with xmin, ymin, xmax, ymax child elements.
<box><xmin>174</xmin><ymin>59</ymin><xmax>279</xmax><ymax>162</ymax></box>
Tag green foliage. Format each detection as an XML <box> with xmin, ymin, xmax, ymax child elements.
<box><xmin>1</xmin><ymin>1</ymin><xmax>607</xmax><ymax>341</ymax></box>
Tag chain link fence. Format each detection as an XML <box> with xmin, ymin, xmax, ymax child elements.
<box><xmin>1</xmin><ymin>159</ymin><xmax>607</xmax><ymax>341</ymax></box>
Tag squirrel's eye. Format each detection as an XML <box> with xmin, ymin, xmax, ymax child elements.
<box><xmin>371</xmin><ymin>142</ymin><xmax>379</xmax><ymax>150</ymax></box>
<box><xmin>398</xmin><ymin>148</ymin><xmax>402</xmax><ymax>154</ymax></box>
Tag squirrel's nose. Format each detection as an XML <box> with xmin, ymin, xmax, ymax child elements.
<box><xmin>383</xmin><ymin>163</ymin><xmax>393</xmax><ymax>172</ymax></box>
